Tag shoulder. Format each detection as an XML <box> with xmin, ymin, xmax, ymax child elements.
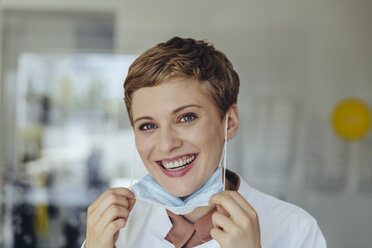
<box><xmin>244</xmin><ymin>185</ymin><xmax>313</xmax><ymax>222</ymax></box>
<box><xmin>237</xmin><ymin>175</ymin><xmax>327</xmax><ymax>247</ymax></box>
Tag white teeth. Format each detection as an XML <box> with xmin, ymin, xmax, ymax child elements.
<box><xmin>161</xmin><ymin>155</ymin><xmax>195</xmax><ymax>170</ymax></box>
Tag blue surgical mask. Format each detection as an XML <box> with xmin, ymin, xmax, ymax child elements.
<box><xmin>130</xmin><ymin>167</ymin><xmax>224</xmax><ymax>215</ymax></box>
<box><xmin>130</xmin><ymin>114</ymin><xmax>229</xmax><ymax>215</ymax></box>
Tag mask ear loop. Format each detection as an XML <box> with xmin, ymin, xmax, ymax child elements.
<box><xmin>130</xmin><ymin>136</ymin><xmax>135</xmax><ymax>187</ymax></box>
<box><xmin>223</xmin><ymin>114</ymin><xmax>228</xmax><ymax>191</ymax></box>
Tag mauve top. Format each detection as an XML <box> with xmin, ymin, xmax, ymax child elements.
<box><xmin>164</xmin><ymin>170</ymin><xmax>241</xmax><ymax>248</ymax></box>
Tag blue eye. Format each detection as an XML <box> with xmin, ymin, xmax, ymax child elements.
<box><xmin>180</xmin><ymin>113</ymin><xmax>197</xmax><ymax>123</ymax></box>
<box><xmin>139</xmin><ymin>123</ymin><xmax>157</xmax><ymax>131</ymax></box>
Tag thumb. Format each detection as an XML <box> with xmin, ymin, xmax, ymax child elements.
<box><xmin>128</xmin><ymin>198</ymin><xmax>136</xmax><ymax>212</ymax></box>
<box><xmin>216</xmin><ymin>204</ymin><xmax>230</xmax><ymax>217</ymax></box>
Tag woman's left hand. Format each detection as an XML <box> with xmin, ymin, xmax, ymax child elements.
<box><xmin>209</xmin><ymin>190</ymin><xmax>261</xmax><ymax>248</ymax></box>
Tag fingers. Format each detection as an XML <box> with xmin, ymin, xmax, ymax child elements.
<box><xmin>210</xmin><ymin>227</ymin><xmax>228</xmax><ymax>246</ymax></box>
<box><xmin>209</xmin><ymin>191</ymin><xmax>252</xmax><ymax>225</ymax></box>
<box><xmin>225</xmin><ymin>190</ymin><xmax>254</xmax><ymax>211</ymax></box>
<box><xmin>216</xmin><ymin>204</ymin><xmax>230</xmax><ymax>217</ymax></box>
<box><xmin>98</xmin><ymin>205</ymin><xmax>130</xmax><ymax>234</ymax></box>
<box><xmin>210</xmin><ymin>190</ymin><xmax>254</xmax><ymax>213</ymax></box>
<box><xmin>85</xmin><ymin>188</ymin><xmax>136</xmax><ymax>248</ymax></box>
<box><xmin>209</xmin><ymin>191</ymin><xmax>261</xmax><ymax>248</ymax></box>
<box><xmin>212</xmin><ymin>211</ymin><xmax>237</xmax><ymax>231</ymax></box>
<box><xmin>128</xmin><ymin>198</ymin><xmax>136</xmax><ymax>212</ymax></box>
<box><xmin>90</xmin><ymin>188</ymin><xmax>135</xmax><ymax>213</ymax></box>
<box><xmin>88</xmin><ymin>188</ymin><xmax>135</xmax><ymax>226</ymax></box>
<box><xmin>106</xmin><ymin>218</ymin><xmax>127</xmax><ymax>237</ymax></box>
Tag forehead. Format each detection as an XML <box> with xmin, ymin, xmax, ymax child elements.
<box><xmin>131</xmin><ymin>77</ymin><xmax>214</xmax><ymax>118</ymax></box>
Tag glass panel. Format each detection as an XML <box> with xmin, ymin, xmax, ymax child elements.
<box><xmin>4</xmin><ymin>53</ymin><xmax>146</xmax><ymax>248</ymax></box>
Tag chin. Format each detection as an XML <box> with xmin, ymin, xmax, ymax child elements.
<box><xmin>167</xmin><ymin>186</ymin><xmax>197</xmax><ymax>199</ymax></box>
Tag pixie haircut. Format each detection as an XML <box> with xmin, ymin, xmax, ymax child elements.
<box><xmin>124</xmin><ymin>36</ymin><xmax>240</xmax><ymax>125</ymax></box>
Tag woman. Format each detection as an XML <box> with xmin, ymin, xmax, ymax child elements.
<box><xmin>83</xmin><ymin>37</ymin><xmax>326</xmax><ymax>248</ymax></box>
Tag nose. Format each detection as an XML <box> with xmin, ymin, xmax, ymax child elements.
<box><xmin>158</xmin><ymin>124</ymin><xmax>182</xmax><ymax>153</ymax></box>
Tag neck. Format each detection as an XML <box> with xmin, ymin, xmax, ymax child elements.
<box><xmin>182</xmin><ymin>176</ymin><xmax>235</xmax><ymax>223</ymax></box>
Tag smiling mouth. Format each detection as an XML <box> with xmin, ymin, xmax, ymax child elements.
<box><xmin>157</xmin><ymin>154</ymin><xmax>196</xmax><ymax>171</ymax></box>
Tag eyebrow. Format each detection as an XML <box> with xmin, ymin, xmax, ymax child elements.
<box><xmin>133</xmin><ymin>104</ymin><xmax>202</xmax><ymax>124</ymax></box>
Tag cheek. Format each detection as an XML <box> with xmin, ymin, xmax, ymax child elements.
<box><xmin>135</xmin><ymin>136</ymin><xmax>150</xmax><ymax>158</ymax></box>
<box><xmin>137</xmin><ymin>149</ymin><xmax>145</xmax><ymax>158</ymax></box>
<box><xmin>187</xmin><ymin>123</ymin><xmax>224</xmax><ymax>149</ymax></box>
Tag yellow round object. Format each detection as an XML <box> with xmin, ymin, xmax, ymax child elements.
<box><xmin>331</xmin><ymin>98</ymin><xmax>371</xmax><ymax>141</ymax></box>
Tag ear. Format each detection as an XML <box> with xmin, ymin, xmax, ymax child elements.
<box><xmin>226</xmin><ymin>104</ymin><xmax>239</xmax><ymax>140</ymax></box>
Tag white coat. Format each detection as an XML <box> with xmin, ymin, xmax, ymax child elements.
<box><xmin>83</xmin><ymin>174</ymin><xmax>327</xmax><ymax>248</ymax></box>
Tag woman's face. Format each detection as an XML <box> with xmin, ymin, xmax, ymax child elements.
<box><xmin>131</xmin><ymin>77</ymin><xmax>226</xmax><ymax>197</ymax></box>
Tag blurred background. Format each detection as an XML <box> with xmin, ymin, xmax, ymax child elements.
<box><xmin>0</xmin><ymin>0</ymin><xmax>371</xmax><ymax>247</ymax></box>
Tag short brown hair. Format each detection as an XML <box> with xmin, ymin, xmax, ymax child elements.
<box><xmin>124</xmin><ymin>37</ymin><xmax>240</xmax><ymax>125</ymax></box>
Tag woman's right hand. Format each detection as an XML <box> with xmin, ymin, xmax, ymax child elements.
<box><xmin>85</xmin><ymin>188</ymin><xmax>136</xmax><ymax>248</ymax></box>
